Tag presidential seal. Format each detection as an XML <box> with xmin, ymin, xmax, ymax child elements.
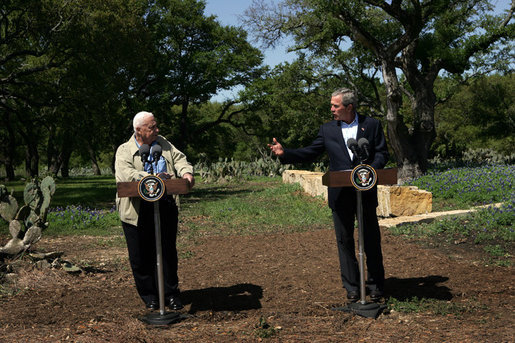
<box><xmin>350</xmin><ymin>164</ymin><xmax>377</xmax><ymax>191</ymax></box>
<box><xmin>137</xmin><ymin>175</ymin><xmax>165</xmax><ymax>202</ymax></box>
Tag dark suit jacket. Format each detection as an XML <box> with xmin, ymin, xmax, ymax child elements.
<box><xmin>280</xmin><ymin>114</ymin><xmax>389</xmax><ymax>209</ymax></box>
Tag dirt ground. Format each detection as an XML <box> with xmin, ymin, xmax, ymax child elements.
<box><xmin>0</xmin><ymin>226</ymin><xmax>513</xmax><ymax>343</ymax></box>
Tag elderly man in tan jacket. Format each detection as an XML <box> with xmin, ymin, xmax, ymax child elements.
<box><xmin>115</xmin><ymin>111</ymin><xmax>194</xmax><ymax>311</ymax></box>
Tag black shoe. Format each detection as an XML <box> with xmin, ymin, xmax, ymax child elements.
<box><xmin>166</xmin><ymin>296</ymin><xmax>184</xmax><ymax>310</ymax></box>
<box><xmin>370</xmin><ymin>289</ymin><xmax>384</xmax><ymax>302</ymax></box>
<box><xmin>145</xmin><ymin>300</ymin><xmax>159</xmax><ymax>310</ymax></box>
<box><xmin>346</xmin><ymin>290</ymin><xmax>359</xmax><ymax>302</ymax></box>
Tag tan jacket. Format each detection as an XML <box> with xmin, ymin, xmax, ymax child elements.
<box><xmin>115</xmin><ymin>135</ymin><xmax>193</xmax><ymax>226</ymax></box>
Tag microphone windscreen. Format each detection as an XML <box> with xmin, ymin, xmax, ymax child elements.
<box><xmin>139</xmin><ymin>144</ymin><xmax>150</xmax><ymax>156</ymax></box>
<box><xmin>347</xmin><ymin>138</ymin><xmax>358</xmax><ymax>149</ymax></box>
<box><xmin>150</xmin><ymin>144</ymin><xmax>162</xmax><ymax>156</ymax></box>
<box><xmin>358</xmin><ymin>138</ymin><xmax>369</xmax><ymax>149</ymax></box>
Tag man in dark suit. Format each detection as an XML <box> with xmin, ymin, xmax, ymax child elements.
<box><xmin>268</xmin><ymin>88</ymin><xmax>389</xmax><ymax>302</ymax></box>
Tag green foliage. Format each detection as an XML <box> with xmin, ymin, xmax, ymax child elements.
<box><xmin>433</xmin><ymin>74</ymin><xmax>515</xmax><ymax>159</ymax></box>
<box><xmin>142</xmin><ymin>0</ymin><xmax>264</xmax><ymax>151</ymax></box>
<box><xmin>240</xmin><ymin>58</ymin><xmax>339</xmax><ymax>150</ymax></box>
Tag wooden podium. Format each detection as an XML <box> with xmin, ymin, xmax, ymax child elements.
<box><xmin>324</xmin><ymin>166</ymin><xmax>397</xmax><ymax>318</ymax></box>
<box><xmin>116</xmin><ymin>177</ymin><xmax>191</xmax><ymax>325</ymax></box>
<box><xmin>322</xmin><ymin>168</ymin><xmax>398</xmax><ymax>188</ymax></box>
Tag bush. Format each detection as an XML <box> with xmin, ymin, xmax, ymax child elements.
<box><xmin>429</xmin><ymin>148</ymin><xmax>515</xmax><ymax>171</ymax></box>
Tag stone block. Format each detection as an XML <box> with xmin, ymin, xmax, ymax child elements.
<box><xmin>377</xmin><ymin>185</ymin><xmax>432</xmax><ymax>217</ymax></box>
<box><xmin>282</xmin><ymin>170</ymin><xmax>327</xmax><ymax>201</ymax></box>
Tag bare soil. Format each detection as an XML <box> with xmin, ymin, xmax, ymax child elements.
<box><xmin>0</xmin><ymin>226</ymin><xmax>513</xmax><ymax>342</ymax></box>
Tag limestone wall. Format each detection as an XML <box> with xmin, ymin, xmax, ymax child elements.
<box><xmin>282</xmin><ymin>170</ymin><xmax>432</xmax><ymax>217</ymax></box>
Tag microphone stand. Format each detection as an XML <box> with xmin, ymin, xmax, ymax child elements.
<box><xmin>333</xmin><ymin>142</ymin><xmax>386</xmax><ymax>318</ymax></box>
<box><xmin>140</xmin><ymin>154</ymin><xmax>181</xmax><ymax>325</ymax></box>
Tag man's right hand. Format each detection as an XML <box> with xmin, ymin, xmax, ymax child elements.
<box><xmin>268</xmin><ymin>137</ymin><xmax>284</xmax><ymax>156</ymax></box>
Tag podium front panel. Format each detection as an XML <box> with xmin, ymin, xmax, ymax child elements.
<box><xmin>117</xmin><ymin>178</ymin><xmax>191</xmax><ymax>198</ymax></box>
<box><xmin>322</xmin><ymin>168</ymin><xmax>398</xmax><ymax>187</ymax></box>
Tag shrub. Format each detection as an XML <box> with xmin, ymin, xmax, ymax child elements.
<box><xmin>194</xmin><ymin>155</ymin><xmax>293</xmax><ymax>182</ymax></box>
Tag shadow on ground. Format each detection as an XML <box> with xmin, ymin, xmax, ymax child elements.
<box><xmin>385</xmin><ymin>275</ymin><xmax>452</xmax><ymax>300</ymax></box>
<box><xmin>181</xmin><ymin>283</ymin><xmax>263</xmax><ymax>314</ymax></box>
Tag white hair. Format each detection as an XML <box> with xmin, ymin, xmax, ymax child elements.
<box><xmin>133</xmin><ymin>111</ymin><xmax>154</xmax><ymax>132</ymax></box>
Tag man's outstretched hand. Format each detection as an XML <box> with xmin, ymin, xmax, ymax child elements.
<box><xmin>268</xmin><ymin>137</ymin><xmax>284</xmax><ymax>156</ymax></box>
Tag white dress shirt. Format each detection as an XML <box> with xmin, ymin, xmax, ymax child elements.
<box><xmin>341</xmin><ymin>115</ymin><xmax>359</xmax><ymax>160</ymax></box>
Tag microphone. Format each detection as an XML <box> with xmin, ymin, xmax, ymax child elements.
<box><xmin>150</xmin><ymin>144</ymin><xmax>162</xmax><ymax>162</ymax></box>
<box><xmin>139</xmin><ymin>144</ymin><xmax>150</xmax><ymax>163</ymax></box>
<box><xmin>347</xmin><ymin>138</ymin><xmax>360</xmax><ymax>160</ymax></box>
<box><xmin>358</xmin><ymin>137</ymin><xmax>370</xmax><ymax>161</ymax></box>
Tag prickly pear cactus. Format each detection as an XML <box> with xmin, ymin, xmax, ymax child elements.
<box><xmin>0</xmin><ymin>176</ymin><xmax>56</xmax><ymax>256</ymax></box>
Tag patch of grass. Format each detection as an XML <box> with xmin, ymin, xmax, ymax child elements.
<box><xmin>253</xmin><ymin>316</ymin><xmax>277</xmax><ymax>338</ymax></box>
<box><xmin>179</xmin><ymin>177</ymin><xmax>332</xmax><ymax>239</ymax></box>
<box><xmin>389</xmin><ymin>200</ymin><xmax>514</xmax><ymax>265</ymax></box>
<box><xmin>387</xmin><ymin>296</ymin><xmax>484</xmax><ymax>317</ymax></box>
<box><xmin>96</xmin><ymin>236</ymin><xmax>127</xmax><ymax>248</ymax></box>
<box><xmin>46</xmin><ymin>205</ymin><xmax>122</xmax><ymax>236</ymax></box>
<box><xmin>1</xmin><ymin>175</ymin><xmax>117</xmax><ymax>208</ymax></box>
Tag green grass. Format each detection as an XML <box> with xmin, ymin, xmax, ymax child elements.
<box><xmin>179</xmin><ymin>177</ymin><xmax>332</xmax><ymax>239</ymax></box>
<box><xmin>46</xmin><ymin>205</ymin><xmax>122</xmax><ymax>236</ymax></box>
<box><xmin>389</xmin><ymin>200</ymin><xmax>514</xmax><ymax>265</ymax></box>
<box><xmin>387</xmin><ymin>296</ymin><xmax>487</xmax><ymax>317</ymax></box>
<box><xmin>2</xmin><ymin>175</ymin><xmax>117</xmax><ymax>208</ymax></box>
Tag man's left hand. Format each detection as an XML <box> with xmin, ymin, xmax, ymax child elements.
<box><xmin>182</xmin><ymin>173</ymin><xmax>195</xmax><ymax>188</ymax></box>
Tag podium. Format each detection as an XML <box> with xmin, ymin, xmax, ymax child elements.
<box><xmin>323</xmin><ymin>167</ymin><xmax>397</xmax><ymax>318</ymax></box>
<box><xmin>117</xmin><ymin>177</ymin><xmax>191</xmax><ymax>325</ymax></box>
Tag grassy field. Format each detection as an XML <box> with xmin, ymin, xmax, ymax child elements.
<box><xmin>1</xmin><ymin>165</ymin><xmax>513</xmax><ymax>264</ymax></box>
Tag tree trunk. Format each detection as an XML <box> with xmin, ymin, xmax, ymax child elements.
<box><xmin>46</xmin><ymin>125</ymin><xmax>61</xmax><ymax>177</ymax></box>
<box><xmin>2</xmin><ymin>112</ymin><xmax>17</xmax><ymax>181</ymax></box>
<box><xmin>25</xmin><ymin>142</ymin><xmax>39</xmax><ymax>178</ymax></box>
<box><xmin>382</xmin><ymin>61</ymin><xmax>423</xmax><ymax>182</ymax></box>
<box><xmin>110</xmin><ymin>145</ymin><xmax>116</xmax><ymax>175</ymax></box>
<box><xmin>60</xmin><ymin>149</ymin><xmax>72</xmax><ymax>178</ymax></box>
<box><xmin>3</xmin><ymin>161</ymin><xmax>15</xmax><ymax>181</ymax></box>
<box><xmin>178</xmin><ymin>100</ymin><xmax>189</xmax><ymax>151</ymax></box>
<box><xmin>411</xmin><ymin>86</ymin><xmax>437</xmax><ymax>173</ymax></box>
<box><xmin>56</xmin><ymin>132</ymin><xmax>75</xmax><ymax>178</ymax></box>
<box><xmin>87</xmin><ymin>144</ymin><xmax>101</xmax><ymax>175</ymax></box>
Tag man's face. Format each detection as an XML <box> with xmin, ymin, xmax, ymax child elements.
<box><xmin>330</xmin><ymin>94</ymin><xmax>353</xmax><ymax>122</ymax></box>
<box><xmin>137</xmin><ymin>116</ymin><xmax>159</xmax><ymax>145</ymax></box>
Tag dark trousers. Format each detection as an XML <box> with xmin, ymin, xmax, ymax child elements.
<box><xmin>331</xmin><ymin>189</ymin><xmax>384</xmax><ymax>293</ymax></box>
<box><xmin>122</xmin><ymin>197</ymin><xmax>179</xmax><ymax>305</ymax></box>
